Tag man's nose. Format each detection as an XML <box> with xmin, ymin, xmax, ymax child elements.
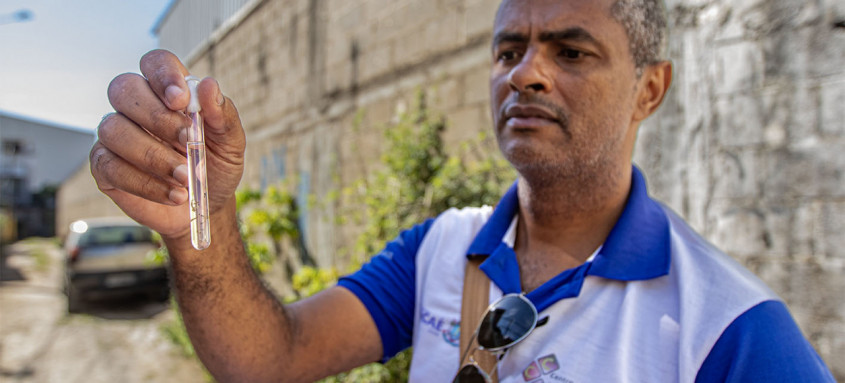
<box><xmin>507</xmin><ymin>50</ymin><xmax>553</xmax><ymax>93</ymax></box>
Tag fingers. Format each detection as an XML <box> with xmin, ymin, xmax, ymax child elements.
<box><xmin>98</xmin><ymin>113</ymin><xmax>189</xmax><ymax>185</ymax></box>
<box><xmin>91</xmin><ymin>141</ymin><xmax>188</xmax><ymax>207</ymax></box>
<box><xmin>92</xmin><ymin>112</ymin><xmax>191</xmax><ymax>207</ymax></box>
<box><xmin>140</xmin><ymin>49</ymin><xmax>191</xmax><ymax>111</ymax></box>
<box><xmin>108</xmin><ymin>73</ymin><xmax>189</xmax><ymax>150</ymax></box>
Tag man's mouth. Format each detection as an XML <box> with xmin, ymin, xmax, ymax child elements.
<box><xmin>504</xmin><ymin>104</ymin><xmax>562</xmax><ymax>129</ymax></box>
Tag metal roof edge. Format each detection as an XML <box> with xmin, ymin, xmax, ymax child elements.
<box><xmin>151</xmin><ymin>0</ymin><xmax>178</xmax><ymax>36</ymax></box>
<box><xmin>183</xmin><ymin>0</ymin><xmax>267</xmax><ymax>66</ymax></box>
<box><xmin>0</xmin><ymin>109</ymin><xmax>95</xmax><ymax>136</ymax></box>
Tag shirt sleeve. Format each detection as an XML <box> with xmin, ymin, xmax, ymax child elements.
<box><xmin>336</xmin><ymin>218</ymin><xmax>435</xmax><ymax>362</ymax></box>
<box><xmin>695</xmin><ymin>300</ymin><xmax>836</xmax><ymax>383</ymax></box>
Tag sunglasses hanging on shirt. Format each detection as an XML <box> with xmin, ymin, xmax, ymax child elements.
<box><xmin>453</xmin><ymin>293</ymin><xmax>539</xmax><ymax>383</ymax></box>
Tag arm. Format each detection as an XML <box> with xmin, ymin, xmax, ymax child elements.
<box><xmin>91</xmin><ymin>50</ymin><xmax>382</xmax><ymax>382</ymax></box>
<box><xmin>166</xmin><ymin>199</ymin><xmax>383</xmax><ymax>382</ymax></box>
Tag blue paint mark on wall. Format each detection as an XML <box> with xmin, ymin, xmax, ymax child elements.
<box><xmin>297</xmin><ymin>171</ymin><xmax>310</xmax><ymax>242</ymax></box>
<box><xmin>260</xmin><ymin>144</ymin><xmax>288</xmax><ymax>191</ymax></box>
<box><xmin>274</xmin><ymin>146</ymin><xmax>287</xmax><ymax>179</ymax></box>
<box><xmin>260</xmin><ymin>156</ymin><xmax>269</xmax><ymax>191</ymax></box>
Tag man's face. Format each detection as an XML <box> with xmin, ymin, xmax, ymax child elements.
<box><xmin>490</xmin><ymin>0</ymin><xmax>642</xmax><ymax>183</ymax></box>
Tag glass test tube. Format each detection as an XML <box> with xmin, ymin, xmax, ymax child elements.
<box><xmin>185</xmin><ymin>76</ymin><xmax>211</xmax><ymax>250</ymax></box>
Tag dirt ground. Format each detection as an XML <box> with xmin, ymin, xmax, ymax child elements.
<box><xmin>0</xmin><ymin>238</ymin><xmax>208</xmax><ymax>383</ymax></box>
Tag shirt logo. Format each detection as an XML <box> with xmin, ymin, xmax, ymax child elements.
<box><xmin>420</xmin><ymin>308</ymin><xmax>460</xmax><ymax>347</ymax></box>
<box><xmin>523</xmin><ymin>354</ymin><xmax>563</xmax><ymax>382</ymax></box>
<box><xmin>442</xmin><ymin>321</ymin><xmax>460</xmax><ymax>346</ymax></box>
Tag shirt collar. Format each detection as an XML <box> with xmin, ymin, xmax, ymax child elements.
<box><xmin>465</xmin><ymin>166</ymin><xmax>671</xmax><ymax>282</ymax></box>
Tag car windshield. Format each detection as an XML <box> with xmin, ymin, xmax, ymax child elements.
<box><xmin>78</xmin><ymin>226</ymin><xmax>153</xmax><ymax>247</ymax></box>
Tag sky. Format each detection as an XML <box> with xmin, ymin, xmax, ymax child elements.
<box><xmin>0</xmin><ymin>0</ymin><xmax>172</xmax><ymax>132</ymax></box>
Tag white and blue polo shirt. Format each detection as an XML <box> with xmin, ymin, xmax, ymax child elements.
<box><xmin>337</xmin><ymin>167</ymin><xmax>834</xmax><ymax>382</ymax></box>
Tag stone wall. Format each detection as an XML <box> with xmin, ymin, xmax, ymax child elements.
<box><xmin>636</xmin><ymin>0</ymin><xmax>845</xmax><ymax>376</ymax></box>
<box><xmin>184</xmin><ymin>0</ymin><xmax>503</xmax><ymax>268</ymax></box>
<box><xmin>162</xmin><ymin>0</ymin><xmax>842</xmax><ymax>376</ymax></box>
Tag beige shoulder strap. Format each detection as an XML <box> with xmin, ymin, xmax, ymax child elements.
<box><xmin>460</xmin><ymin>257</ymin><xmax>499</xmax><ymax>382</ymax></box>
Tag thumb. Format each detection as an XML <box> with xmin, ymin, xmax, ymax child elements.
<box><xmin>196</xmin><ymin>77</ymin><xmax>246</xmax><ymax>153</ymax></box>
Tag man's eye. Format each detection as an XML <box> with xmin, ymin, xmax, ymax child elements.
<box><xmin>560</xmin><ymin>48</ymin><xmax>583</xmax><ymax>60</ymax></box>
<box><xmin>498</xmin><ymin>51</ymin><xmax>519</xmax><ymax>62</ymax></box>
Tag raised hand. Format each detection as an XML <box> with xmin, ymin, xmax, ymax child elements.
<box><xmin>90</xmin><ymin>49</ymin><xmax>245</xmax><ymax>242</ymax></box>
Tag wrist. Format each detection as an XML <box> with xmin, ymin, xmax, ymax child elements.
<box><xmin>163</xmin><ymin>196</ymin><xmax>239</xmax><ymax>256</ymax></box>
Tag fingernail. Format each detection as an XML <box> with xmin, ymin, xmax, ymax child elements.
<box><xmin>91</xmin><ymin>148</ymin><xmax>107</xmax><ymax>167</ymax></box>
<box><xmin>173</xmin><ymin>164</ymin><xmax>188</xmax><ymax>187</ymax></box>
<box><xmin>178</xmin><ymin>128</ymin><xmax>188</xmax><ymax>147</ymax></box>
<box><xmin>169</xmin><ymin>188</ymin><xmax>188</xmax><ymax>205</ymax></box>
<box><xmin>215</xmin><ymin>80</ymin><xmax>224</xmax><ymax>105</ymax></box>
<box><xmin>165</xmin><ymin>85</ymin><xmax>183</xmax><ymax>106</ymax></box>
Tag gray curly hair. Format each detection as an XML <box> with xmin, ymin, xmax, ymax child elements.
<box><xmin>610</xmin><ymin>0</ymin><xmax>668</xmax><ymax>71</ymax></box>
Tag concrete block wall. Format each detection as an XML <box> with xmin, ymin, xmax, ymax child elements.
<box><xmin>184</xmin><ymin>0</ymin><xmax>502</xmax><ymax>269</ymax></box>
<box><xmin>170</xmin><ymin>0</ymin><xmax>843</xmax><ymax>376</ymax></box>
<box><xmin>636</xmin><ymin>0</ymin><xmax>845</xmax><ymax>377</ymax></box>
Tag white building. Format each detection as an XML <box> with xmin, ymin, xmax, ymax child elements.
<box><xmin>0</xmin><ymin>110</ymin><xmax>94</xmax><ymax>239</ymax></box>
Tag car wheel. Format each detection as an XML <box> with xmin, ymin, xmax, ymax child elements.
<box><xmin>67</xmin><ymin>283</ymin><xmax>83</xmax><ymax>313</ymax></box>
<box><xmin>149</xmin><ymin>285</ymin><xmax>170</xmax><ymax>302</ymax></box>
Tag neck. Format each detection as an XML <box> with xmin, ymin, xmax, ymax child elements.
<box><xmin>515</xmin><ymin>164</ymin><xmax>631</xmax><ymax>263</ymax></box>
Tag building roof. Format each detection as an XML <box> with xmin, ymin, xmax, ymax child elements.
<box><xmin>0</xmin><ymin>109</ymin><xmax>94</xmax><ymax>136</ymax></box>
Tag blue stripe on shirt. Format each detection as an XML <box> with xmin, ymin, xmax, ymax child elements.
<box><xmin>337</xmin><ymin>218</ymin><xmax>434</xmax><ymax>362</ymax></box>
<box><xmin>696</xmin><ymin>300</ymin><xmax>835</xmax><ymax>382</ymax></box>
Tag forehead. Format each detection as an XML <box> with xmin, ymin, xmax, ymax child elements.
<box><xmin>494</xmin><ymin>0</ymin><xmax>622</xmax><ymax>39</ymax></box>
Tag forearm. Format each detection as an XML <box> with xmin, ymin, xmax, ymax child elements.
<box><xmin>165</xmin><ymin>197</ymin><xmax>296</xmax><ymax>382</ymax></box>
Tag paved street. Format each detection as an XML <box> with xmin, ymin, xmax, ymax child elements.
<box><xmin>0</xmin><ymin>239</ymin><xmax>207</xmax><ymax>383</ymax></box>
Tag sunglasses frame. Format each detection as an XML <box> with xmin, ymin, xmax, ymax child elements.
<box><xmin>476</xmin><ymin>293</ymin><xmax>539</xmax><ymax>352</ymax></box>
<box><xmin>454</xmin><ymin>293</ymin><xmax>539</xmax><ymax>382</ymax></box>
<box><xmin>454</xmin><ymin>359</ymin><xmax>493</xmax><ymax>383</ymax></box>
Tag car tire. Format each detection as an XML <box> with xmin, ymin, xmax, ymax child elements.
<box><xmin>67</xmin><ymin>283</ymin><xmax>83</xmax><ymax>313</ymax></box>
<box><xmin>149</xmin><ymin>285</ymin><xmax>170</xmax><ymax>302</ymax></box>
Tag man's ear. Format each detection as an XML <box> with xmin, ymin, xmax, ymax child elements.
<box><xmin>632</xmin><ymin>61</ymin><xmax>672</xmax><ymax>123</ymax></box>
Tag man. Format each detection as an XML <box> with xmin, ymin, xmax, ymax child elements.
<box><xmin>91</xmin><ymin>0</ymin><xmax>835</xmax><ymax>381</ymax></box>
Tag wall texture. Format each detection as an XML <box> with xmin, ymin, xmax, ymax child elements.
<box><xmin>56</xmin><ymin>160</ymin><xmax>128</xmax><ymax>239</ymax></box>
<box><xmin>638</xmin><ymin>1</ymin><xmax>845</xmax><ymax>375</ymax></box>
<box><xmin>182</xmin><ymin>0</ymin><xmax>503</xmax><ymax>268</ymax></box>
<box><xmin>145</xmin><ymin>0</ymin><xmax>844</xmax><ymax>376</ymax></box>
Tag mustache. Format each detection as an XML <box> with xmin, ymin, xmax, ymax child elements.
<box><xmin>497</xmin><ymin>93</ymin><xmax>569</xmax><ymax>131</ymax></box>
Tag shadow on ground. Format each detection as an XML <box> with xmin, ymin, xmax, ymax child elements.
<box><xmin>0</xmin><ymin>244</ymin><xmax>27</xmax><ymax>283</ymax></box>
<box><xmin>69</xmin><ymin>292</ymin><xmax>171</xmax><ymax>320</ymax></box>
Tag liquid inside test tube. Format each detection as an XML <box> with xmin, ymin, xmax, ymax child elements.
<box><xmin>186</xmin><ymin>76</ymin><xmax>211</xmax><ymax>250</ymax></box>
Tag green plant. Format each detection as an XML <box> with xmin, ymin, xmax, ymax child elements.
<box><xmin>238</xmin><ymin>181</ymin><xmax>315</xmax><ymax>284</ymax></box>
<box><xmin>340</xmin><ymin>91</ymin><xmax>514</xmax><ymax>267</ymax></box>
<box><xmin>288</xmin><ymin>266</ymin><xmax>340</xmax><ymax>301</ymax></box>
<box><xmin>320</xmin><ymin>91</ymin><xmax>514</xmax><ymax>381</ymax></box>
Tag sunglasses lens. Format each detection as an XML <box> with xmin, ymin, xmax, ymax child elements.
<box><xmin>452</xmin><ymin>364</ymin><xmax>491</xmax><ymax>383</ymax></box>
<box><xmin>477</xmin><ymin>295</ymin><xmax>537</xmax><ymax>350</ymax></box>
